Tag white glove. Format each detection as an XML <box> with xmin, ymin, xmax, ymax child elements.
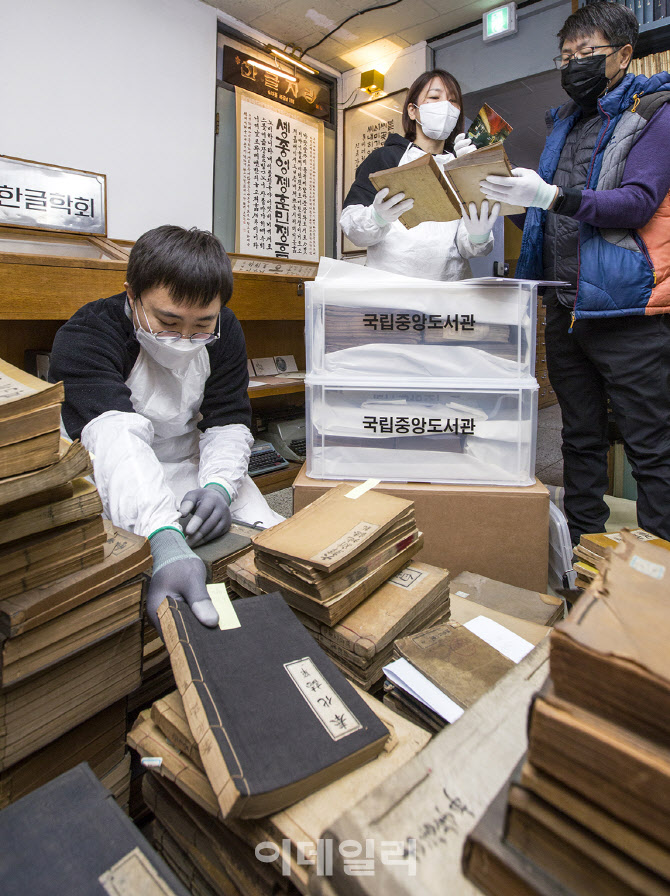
<box><xmin>453</xmin><ymin>133</ymin><xmax>477</xmax><ymax>158</ymax></box>
<box><xmin>371</xmin><ymin>187</ymin><xmax>414</xmax><ymax>227</ymax></box>
<box><xmin>461</xmin><ymin>200</ymin><xmax>500</xmax><ymax>244</ymax></box>
<box><xmin>480</xmin><ymin>167</ymin><xmax>558</xmax><ymax>209</ymax></box>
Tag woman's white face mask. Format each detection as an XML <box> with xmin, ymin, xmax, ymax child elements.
<box><xmin>416</xmin><ymin>100</ymin><xmax>460</xmax><ymax>141</ymax></box>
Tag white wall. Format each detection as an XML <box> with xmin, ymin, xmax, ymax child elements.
<box><xmin>2</xmin><ymin>0</ymin><xmax>218</xmax><ymax>240</ymax></box>
<box><xmin>432</xmin><ymin>0</ymin><xmax>572</xmax><ymax>94</ymax></box>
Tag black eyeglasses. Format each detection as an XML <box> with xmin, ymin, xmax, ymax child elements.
<box><xmin>135</xmin><ymin>296</ymin><xmax>220</xmax><ymax>345</ymax></box>
<box><xmin>553</xmin><ymin>45</ymin><xmax>623</xmax><ymax>70</ymax></box>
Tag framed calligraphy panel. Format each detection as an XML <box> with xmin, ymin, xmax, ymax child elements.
<box><xmin>341</xmin><ymin>89</ymin><xmax>407</xmax><ymax>256</ymax></box>
<box><xmin>235</xmin><ymin>87</ymin><xmax>325</xmax><ymax>263</ymax></box>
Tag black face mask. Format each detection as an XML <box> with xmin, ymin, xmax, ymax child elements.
<box><xmin>561</xmin><ymin>54</ymin><xmax>611</xmax><ymax>110</ymax></box>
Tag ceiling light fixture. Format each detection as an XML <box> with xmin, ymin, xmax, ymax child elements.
<box><xmin>360</xmin><ymin>70</ymin><xmax>385</xmax><ymax>94</ymax></box>
<box><xmin>246</xmin><ymin>59</ymin><xmax>297</xmax><ymax>82</ymax></box>
<box><xmin>266</xmin><ymin>46</ymin><xmax>318</xmax><ymax>75</ymax></box>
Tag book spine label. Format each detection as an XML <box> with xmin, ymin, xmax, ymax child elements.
<box><xmin>310</xmin><ymin>522</ymin><xmax>381</xmax><ymax>566</ymax></box>
<box><xmin>284</xmin><ymin>656</ymin><xmax>363</xmax><ymax>740</ymax></box>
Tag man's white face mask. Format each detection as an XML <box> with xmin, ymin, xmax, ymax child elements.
<box><xmin>416</xmin><ymin>100</ymin><xmax>460</xmax><ymax>141</ymax></box>
<box><xmin>131</xmin><ymin>297</ymin><xmax>217</xmax><ymax>369</ymax></box>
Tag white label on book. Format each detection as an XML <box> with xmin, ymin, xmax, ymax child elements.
<box><xmin>389</xmin><ymin>566</ymin><xmax>428</xmax><ymax>590</ymax></box>
<box><xmin>463</xmin><ymin>616</ymin><xmax>534</xmax><ymax>664</ymax></box>
<box><xmin>207</xmin><ymin>583</ymin><xmax>241</xmax><ymax>630</ymax></box>
<box><xmin>0</xmin><ymin>371</ymin><xmax>37</xmax><ymax>405</ymax></box>
<box><xmin>310</xmin><ymin>522</ymin><xmax>380</xmax><ymax>565</ymax></box>
<box><xmin>99</xmin><ymin>846</ymin><xmax>178</xmax><ymax>895</ymax></box>
<box><xmin>285</xmin><ymin>656</ymin><xmax>363</xmax><ymax>741</ymax></box>
<box><xmin>345</xmin><ymin>479</ymin><xmax>381</xmax><ymax>499</ymax></box>
<box><xmin>605</xmin><ymin>529</ymin><xmax>655</xmax><ymax>544</ymax></box>
<box><xmin>454</xmin><ymin>590</ymin><xmax>470</xmax><ymax>598</ymax></box>
<box><xmin>629</xmin><ymin>554</ymin><xmax>666</xmax><ymax>580</ymax></box>
<box><xmin>383</xmin><ymin>658</ymin><xmax>464</xmax><ymax>724</ymax></box>
<box><xmin>140</xmin><ymin>757</ymin><xmax>163</xmax><ymax>768</ymax></box>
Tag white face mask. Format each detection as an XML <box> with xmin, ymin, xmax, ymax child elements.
<box><xmin>131</xmin><ymin>299</ymin><xmax>209</xmax><ymax>369</ymax></box>
<box><xmin>416</xmin><ymin>100</ymin><xmax>460</xmax><ymax>141</ymax></box>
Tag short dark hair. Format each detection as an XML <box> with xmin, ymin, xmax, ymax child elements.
<box><xmin>126</xmin><ymin>225</ymin><xmax>233</xmax><ymax>307</ymax></box>
<box><xmin>402</xmin><ymin>69</ymin><xmax>464</xmax><ymax>154</ymax></box>
<box><xmin>557</xmin><ymin>0</ymin><xmax>638</xmax><ymax>52</ymax></box>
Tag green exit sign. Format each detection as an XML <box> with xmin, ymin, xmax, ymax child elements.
<box><xmin>483</xmin><ymin>2</ymin><xmax>517</xmax><ymax>42</ymax></box>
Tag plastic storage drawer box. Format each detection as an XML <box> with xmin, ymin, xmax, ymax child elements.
<box><xmin>305</xmin><ymin>278</ymin><xmax>538</xmax><ymax>381</ymax></box>
<box><xmin>306</xmin><ymin>378</ymin><xmax>539</xmax><ymax>487</ymax></box>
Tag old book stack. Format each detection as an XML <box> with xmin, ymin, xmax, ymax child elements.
<box><xmin>572</xmin><ymin>527</ymin><xmax>670</xmax><ymax>589</ymax></box>
<box><xmin>449</xmin><ymin>571</ymin><xmax>565</xmax><ymax>627</ymax></box>
<box><xmin>127</xmin><ymin>592</ymin><xmax>431</xmax><ymax>895</ymax></box>
<box><xmin>305</xmin><ymin>258</ymin><xmax>540</xmax><ymax>487</ymax></box>
<box><xmin>229</xmin><ymin>548</ymin><xmax>451</xmax><ymax>693</ymax></box>
<box><xmin>0</xmin><ymin>358</ymin><xmax>63</xmax><ymax>479</ymax></box>
<box><xmin>249</xmin><ymin>483</ymin><xmax>423</xmax><ymax>625</ymax></box>
<box><xmin>383</xmin><ymin>595</ymin><xmax>551</xmax><ymax>733</ymax></box>
<box><xmin>464</xmin><ymin>531</ymin><xmax>670</xmax><ymax>896</ymax></box>
<box><xmin>0</xmin><ymin>359</ymin><xmax>151</xmax><ymax>811</ymax></box>
<box><xmin>226</xmin><ymin>484</ymin><xmax>456</xmax><ymax>693</ymax></box>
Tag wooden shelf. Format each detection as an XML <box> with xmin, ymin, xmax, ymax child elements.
<box><xmin>248</xmin><ymin>382</ymin><xmax>305</xmax><ymax>399</ymax></box>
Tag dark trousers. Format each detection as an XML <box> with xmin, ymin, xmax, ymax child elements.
<box><xmin>545</xmin><ymin>299</ymin><xmax>670</xmax><ymax>543</ymax></box>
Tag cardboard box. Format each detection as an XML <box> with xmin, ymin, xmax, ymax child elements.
<box><xmin>293</xmin><ymin>465</ymin><xmax>549</xmax><ymax>591</ymax></box>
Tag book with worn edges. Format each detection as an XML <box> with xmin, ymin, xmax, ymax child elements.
<box><xmin>0</xmin><ymin>762</ymin><xmax>189</xmax><ymax>896</ymax></box>
<box><xmin>158</xmin><ymin>592</ymin><xmax>389</xmax><ymax>819</ymax></box>
<box><xmin>369</xmin><ymin>143</ymin><xmax>523</xmax><ymax>229</ymax></box>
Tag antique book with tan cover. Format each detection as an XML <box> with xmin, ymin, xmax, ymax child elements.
<box><xmin>551</xmin><ymin>531</ymin><xmax>670</xmax><ymax>746</ymax></box>
<box><xmin>369</xmin><ymin>143</ymin><xmax>523</xmax><ymax>229</ymax></box>
<box><xmin>0</xmin><ymin>521</ymin><xmax>150</xmax><ymax>638</ymax></box>
<box><xmin>0</xmin><ymin>478</ymin><xmax>103</xmax><ymax>546</ymax></box>
<box><xmin>252</xmin><ymin>482</ymin><xmax>413</xmax><ymax>572</ymax></box>
<box><xmin>0</xmin><ymin>440</ymin><xmax>91</xmax><ymax>508</ymax></box>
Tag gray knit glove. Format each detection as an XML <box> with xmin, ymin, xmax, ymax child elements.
<box><xmin>180</xmin><ymin>483</ymin><xmax>232</xmax><ymax>548</ymax></box>
<box><xmin>147</xmin><ymin>528</ymin><xmax>218</xmax><ymax>631</ymax></box>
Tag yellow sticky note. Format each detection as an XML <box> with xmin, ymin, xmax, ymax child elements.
<box><xmin>207</xmin><ymin>583</ymin><xmax>241</xmax><ymax>630</ymax></box>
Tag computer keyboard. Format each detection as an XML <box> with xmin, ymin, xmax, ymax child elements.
<box><xmin>288</xmin><ymin>437</ymin><xmax>306</xmax><ymax>457</ymax></box>
<box><xmin>248</xmin><ymin>440</ymin><xmax>289</xmax><ymax>477</ymax></box>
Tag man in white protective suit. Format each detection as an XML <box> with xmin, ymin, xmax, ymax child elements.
<box><xmin>50</xmin><ymin>225</ymin><xmax>283</xmax><ymax>630</ymax></box>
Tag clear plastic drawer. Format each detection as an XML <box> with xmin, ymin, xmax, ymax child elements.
<box><xmin>306</xmin><ymin>269</ymin><xmax>538</xmax><ymax>381</ymax></box>
<box><xmin>306</xmin><ymin>378</ymin><xmax>538</xmax><ymax>487</ymax></box>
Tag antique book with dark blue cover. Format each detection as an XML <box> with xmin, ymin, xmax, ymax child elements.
<box><xmin>0</xmin><ymin>762</ymin><xmax>189</xmax><ymax>896</ymax></box>
<box><xmin>158</xmin><ymin>592</ymin><xmax>389</xmax><ymax>819</ymax></box>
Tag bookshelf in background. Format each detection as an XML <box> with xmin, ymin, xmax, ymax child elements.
<box><xmin>578</xmin><ymin>0</ymin><xmax>670</xmax><ymax>58</ymax></box>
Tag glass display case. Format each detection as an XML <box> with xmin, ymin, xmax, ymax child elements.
<box><xmin>0</xmin><ymin>226</ymin><xmax>129</xmax><ymax>368</ymax></box>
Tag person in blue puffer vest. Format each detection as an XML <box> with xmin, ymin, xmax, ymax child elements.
<box><xmin>480</xmin><ymin>0</ymin><xmax>670</xmax><ymax>545</ymax></box>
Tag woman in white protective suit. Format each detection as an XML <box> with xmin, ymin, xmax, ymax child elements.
<box><xmin>340</xmin><ymin>69</ymin><xmax>500</xmax><ymax>280</ymax></box>
<box><xmin>49</xmin><ymin>225</ymin><xmax>283</xmax><ymax>631</ymax></box>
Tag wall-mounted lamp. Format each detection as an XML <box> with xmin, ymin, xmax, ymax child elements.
<box><xmin>247</xmin><ymin>59</ymin><xmax>297</xmax><ymax>82</ymax></box>
<box><xmin>266</xmin><ymin>46</ymin><xmax>318</xmax><ymax>75</ymax></box>
<box><xmin>360</xmin><ymin>70</ymin><xmax>385</xmax><ymax>94</ymax></box>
